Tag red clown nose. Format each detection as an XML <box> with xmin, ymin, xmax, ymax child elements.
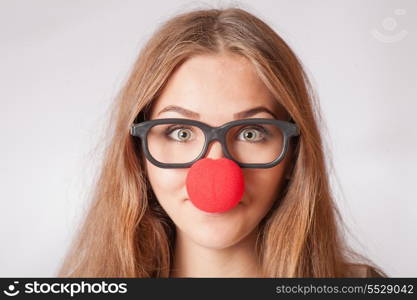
<box><xmin>185</xmin><ymin>158</ymin><xmax>245</xmax><ymax>213</ymax></box>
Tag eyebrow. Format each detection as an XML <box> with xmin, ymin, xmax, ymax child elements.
<box><xmin>157</xmin><ymin>105</ymin><xmax>278</xmax><ymax>119</ymax></box>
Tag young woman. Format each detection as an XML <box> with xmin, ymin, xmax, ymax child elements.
<box><xmin>58</xmin><ymin>7</ymin><xmax>386</xmax><ymax>278</ymax></box>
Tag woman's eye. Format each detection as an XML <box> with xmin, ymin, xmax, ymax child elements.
<box><xmin>167</xmin><ymin>127</ymin><xmax>193</xmax><ymax>142</ymax></box>
<box><xmin>237</xmin><ymin>127</ymin><xmax>266</xmax><ymax>142</ymax></box>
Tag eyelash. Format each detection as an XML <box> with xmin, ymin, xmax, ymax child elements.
<box><xmin>164</xmin><ymin>125</ymin><xmax>269</xmax><ymax>143</ymax></box>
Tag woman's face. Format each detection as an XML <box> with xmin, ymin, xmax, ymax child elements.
<box><xmin>144</xmin><ymin>53</ymin><xmax>293</xmax><ymax>249</ymax></box>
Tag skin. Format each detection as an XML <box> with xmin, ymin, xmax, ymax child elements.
<box><xmin>143</xmin><ymin>53</ymin><xmax>294</xmax><ymax>277</ymax></box>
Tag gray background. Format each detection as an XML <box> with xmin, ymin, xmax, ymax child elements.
<box><xmin>0</xmin><ymin>0</ymin><xmax>416</xmax><ymax>277</ymax></box>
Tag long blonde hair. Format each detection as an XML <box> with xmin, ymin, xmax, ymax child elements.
<box><xmin>58</xmin><ymin>7</ymin><xmax>386</xmax><ymax>277</ymax></box>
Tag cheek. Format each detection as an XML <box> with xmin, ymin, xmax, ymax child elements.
<box><xmin>243</xmin><ymin>164</ymin><xmax>286</xmax><ymax>208</ymax></box>
<box><xmin>145</xmin><ymin>160</ymin><xmax>188</xmax><ymax>206</ymax></box>
<box><xmin>246</xmin><ymin>167</ymin><xmax>285</xmax><ymax>187</ymax></box>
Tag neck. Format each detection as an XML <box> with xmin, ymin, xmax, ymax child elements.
<box><xmin>170</xmin><ymin>228</ymin><xmax>262</xmax><ymax>278</ymax></box>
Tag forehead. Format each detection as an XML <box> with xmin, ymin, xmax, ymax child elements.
<box><xmin>150</xmin><ymin>53</ymin><xmax>286</xmax><ymax>121</ymax></box>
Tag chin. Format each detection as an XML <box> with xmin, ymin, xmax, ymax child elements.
<box><xmin>187</xmin><ymin>225</ymin><xmax>245</xmax><ymax>250</ymax></box>
<box><xmin>194</xmin><ymin>237</ymin><xmax>239</xmax><ymax>250</ymax></box>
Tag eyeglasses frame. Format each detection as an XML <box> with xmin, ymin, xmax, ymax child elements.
<box><xmin>130</xmin><ymin>118</ymin><xmax>300</xmax><ymax>169</ymax></box>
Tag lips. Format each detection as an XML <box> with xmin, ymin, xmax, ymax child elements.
<box><xmin>186</xmin><ymin>198</ymin><xmax>244</xmax><ymax>216</ymax></box>
<box><xmin>185</xmin><ymin>198</ymin><xmax>244</xmax><ymax>205</ymax></box>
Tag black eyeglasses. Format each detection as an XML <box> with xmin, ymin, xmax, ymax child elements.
<box><xmin>130</xmin><ymin>118</ymin><xmax>300</xmax><ymax>169</ymax></box>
